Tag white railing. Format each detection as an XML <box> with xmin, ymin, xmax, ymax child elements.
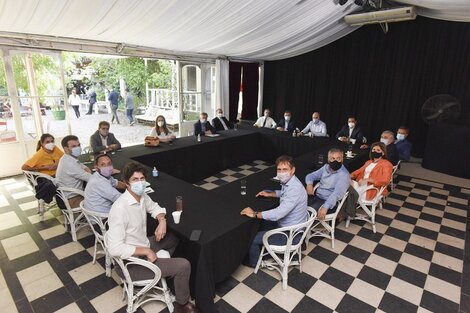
<box><xmin>182</xmin><ymin>92</ymin><xmax>201</xmax><ymax>114</ymax></box>
<box><xmin>147</xmin><ymin>89</ymin><xmax>178</xmax><ymax>109</ymax></box>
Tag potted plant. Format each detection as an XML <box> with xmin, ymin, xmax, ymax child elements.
<box><xmin>51</xmin><ymin>105</ymin><xmax>66</xmax><ymax>120</ymax></box>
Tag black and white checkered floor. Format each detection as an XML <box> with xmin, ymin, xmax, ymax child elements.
<box><xmin>0</xmin><ymin>167</ymin><xmax>469</xmax><ymax>313</ymax></box>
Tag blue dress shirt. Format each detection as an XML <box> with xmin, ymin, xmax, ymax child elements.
<box><xmin>305</xmin><ymin>164</ymin><xmax>350</xmax><ymax>209</ymax></box>
<box><xmin>84</xmin><ymin>171</ymin><xmax>121</xmax><ymax>214</ymax></box>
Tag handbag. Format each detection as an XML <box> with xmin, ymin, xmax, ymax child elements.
<box><xmin>144</xmin><ymin>136</ymin><xmax>160</xmax><ymax>147</ymax></box>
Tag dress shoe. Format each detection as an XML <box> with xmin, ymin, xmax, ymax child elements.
<box><xmin>174</xmin><ymin>302</ymin><xmax>201</xmax><ymax>313</ymax></box>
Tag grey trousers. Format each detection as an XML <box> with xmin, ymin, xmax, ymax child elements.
<box><xmin>111</xmin><ymin>105</ymin><xmax>120</xmax><ymax>124</ymax></box>
<box><xmin>148</xmin><ymin>234</ymin><xmax>191</xmax><ymax>305</ymax></box>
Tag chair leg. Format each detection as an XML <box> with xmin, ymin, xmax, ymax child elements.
<box><xmin>92</xmin><ymin>237</ymin><xmax>98</xmax><ymax>264</ymax></box>
<box><xmin>105</xmin><ymin>253</ymin><xmax>112</xmax><ymax>277</ymax></box>
<box><xmin>254</xmin><ymin>247</ymin><xmax>264</xmax><ymax>274</ymax></box>
<box><xmin>345</xmin><ymin>217</ymin><xmax>350</xmax><ymax>228</ymax></box>
<box><xmin>282</xmin><ymin>266</ymin><xmax>288</xmax><ymax>290</ymax></box>
<box><xmin>70</xmin><ymin>214</ymin><xmax>78</xmax><ymax>242</ymax></box>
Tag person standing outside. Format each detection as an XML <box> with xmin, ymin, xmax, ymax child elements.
<box><xmin>68</xmin><ymin>87</ymin><xmax>81</xmax><ymax>118</ymax></box>
<box><xmin>124</xmin><ymin>88</ymin><xmax>135</xmax><ymax>126</ymax></box>
<box><xmin>86</xmin><ymin>88</ymin><xmax>97</xmax><ymax>115</ymax></box>
<box><xmin>108</xmin><ymin>87</ymin><xmax>120</xmax><ymax>124</ymax></box>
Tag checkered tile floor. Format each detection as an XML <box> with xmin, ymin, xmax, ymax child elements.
<box><xmin>0</xmin><ymin>169</ymin><xmax>469</xmax><ymax>313</ymax></box>
<box><xmin>194</xmin><ymin>160</ymin><xmax>271</xmax><ymax>190</ymax></box>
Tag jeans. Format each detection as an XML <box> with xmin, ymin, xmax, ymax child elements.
<box><xmin>126</xmin><ymin>108</ymin><xmax>134</xmax><ymax>123</ymax></box>
<box><xmin>248</xmin><ymin>220</ymin><xmax>302</xmax><ymax>267</ymax></box>
<box><xmin>71</xmin><ymin>105</ymin><xmax>80</xmax><ymax>118</ymax></box>
<box><xmin>111</xmin><ymin>105</ymin><xmax>120</xmax><ymax>124</ymax></box>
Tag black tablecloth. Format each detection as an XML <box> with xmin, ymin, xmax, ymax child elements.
<box><xmin>104</xmin><ymin>128</ymin><xmax>368</xmax><ymax>313</ymax></box>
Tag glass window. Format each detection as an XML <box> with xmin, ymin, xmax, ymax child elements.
<box><xmin>182</xmin><ymin>64</ymin><xmax>201</xmax><ymax>121</ymax></box>
<box><xmin>0</xmin><ymin>56</ymin><xmax>17</xmax><ymax>143</ymax></box>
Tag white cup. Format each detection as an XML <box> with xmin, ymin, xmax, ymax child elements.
<box><xmin>172</xmin><ymin>211</ymin><xmax>182</xmax><ymax>224</ymax></box>
<box><xmin>346</xmin><ymin>151</ymin><xmax>353</xmax><ymax>158</ymax></box>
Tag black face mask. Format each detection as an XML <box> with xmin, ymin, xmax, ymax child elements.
<box><xmin>371</xmin><ymin>151</ymin><xmax>383</xmax><ymax>159</ymax></box>
<box><xmin>329</xmin><ymin>160</ymin><xmax>342</xmax><ymax>171</ymax></box>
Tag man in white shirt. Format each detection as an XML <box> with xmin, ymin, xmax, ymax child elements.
<box><xmin>254</xmin><ymin>109</ymin><xmax>276</xmax><ymax>128</ymax></box>
<box><xmin>105</xmin><ymin>162</ymin><xmax>200</xmax><ymax>313</ymax></box>
<box><xmin>56</xmin><ymin>135</ymin><xmax>91</xmax><ymax>208</ymax></box>
<box><xmin>68</xmin><ymin>87</ymin><xmax>82</xmax><ymax>118</ymax></box>
<box><xmin>299</xmin><ymin>112</ymin><xmax>327</xmax><ymax>137</ymax></box>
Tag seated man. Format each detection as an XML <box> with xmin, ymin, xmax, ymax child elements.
<box><xmin>56</xmin><ymin>135</ymin><xmax>92</xmax><ymax>208</ymax></box>
<box><xmin>395</xmin><ymin>126</ymin><xmax>412</xmax><ymax>161</ymax></box>
<box><xmin>335</xmin><ymin>116</ymin><xmax>364</xmax><ymax>145</ymax></box>
<box><xmin>305</xmin><ymin>148</ymin><xmax>350</xmax><ymax>220</ymax></box>
<box><xmin>276</xmin><ymin>110</ymin><xmax>296</xmax><ymax>132</ymax></box>
<box><xmin>106</xmin><ymin>162</ymin><xmax>200</xmax><ymax>313</ymax></box>
<box><xmin>90</xmin><ymin>121</ymin><xmax>121</xmax><ymax>154</ymax></box>
<box><xmin>253</xmin><ymin>108</ymin><xmax>276</xmax><ymax>129</ymax></box>
<box><xmin>212</xmin><ymin>108</ymin><xmax>233</xmax><ymax>131</ymax></box>
<box><xmin>194</xmin><ymin>112</ymin><xmax>215</xmax><ymax>136</ymax></box>
<box><xmin>299</xmin><ymin>112</ymin><xmax>327</xmax><ymax>137</ymax></box>
<box><xmin>240</xmin><ymin>155</ymin><xmax>308</xmax><ymax>267</ymax></box>
<box><xmin>380</xmin><ymin>130</ymin><xmax>399</xmax><ymax>165</ymax></box>
<box><xmin>83</xmin><ymin>154</ymin><xmax>125</xmax><ymax>214</ymax></box>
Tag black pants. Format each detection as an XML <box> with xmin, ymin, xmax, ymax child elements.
<box><xmin>72</xmin><ymin>105</ymin><xmax>80</xmax><ymax>118</ymax></box>
<box><xmin>87</xmin><ymin>102</ymin><xmax>95</xmax><ymax>114</ymax></box>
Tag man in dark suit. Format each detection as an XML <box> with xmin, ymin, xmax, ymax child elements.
<box><xmin>194</xmin><ymin>112</ymin><xmax>215</xmax><ymax>136</ymax></box>
<box><xmin>90</xmin><ymin>121</ymin><xmax>121</xmax><ymax>153</ymax></box>
<box><xmin>380</xmin><ymin>130</ymin><xmax>399</xmax><ymax>165</ymax></box>
<box><xmin>212</xmin><ymin>108</ymin><xmax>233</xmax><ymax>131</ymax></box>
<box><xmin>335</xmin><ymin>116</ymin><xmax>364</xmax><ymax>146</ymax></box>
<box><xmin>276</xmin><ymin>110</ymin><xmax>296</xmax><ymax>133</ymax></box>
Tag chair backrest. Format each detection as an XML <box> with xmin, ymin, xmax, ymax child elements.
<box><xmin>80</xmin><ymin>202</ymin><xmax>108</xmax><ymax>242</ymax></box>
<box><xmin>56</xmin><ymin>187</ymin><xmax>84</xmax><ymax>211</ymax></box>
<box><xmin>361</xmin><ymin>185</ymin><xmax>386</xmax><ymax>204</ymax></box>
<box><xmin>392</xmin><ymin>160</ymin><xmax>401</xmax><ymax>176</ymax></box>
<box><xmin>23</xmin><ymin>170</ymin><xmax>55</xmax><ymax>188</ymax></box>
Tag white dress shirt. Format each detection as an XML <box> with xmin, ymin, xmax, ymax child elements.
<box><xmin>301</xmin><ymin>120</ymin><xmax>327</xmax><ymax>137</ymax></box>
<box><xmin>56</xmin><ymin>154</ymin><xmax>91</xmax><ymax>198</ymax></box>
<box><xmin>68</xmin><ymin>94</ymin><xmax>81</xmax><ymax>106</ymax></box>
<box><xmin>106</xmin><ymin>190</ymin><xmax>166</xmax><ymax>259</ymax></box>
<box><xmin>254</xmin><ymin>116</ymin><xmax>276</xmax><ymax>128</ymax></box>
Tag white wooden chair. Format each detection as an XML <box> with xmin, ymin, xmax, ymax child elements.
<box><xmin>55</xmin><ymin>187</ymin><xmax>88</xmax><ymax>241</ymax></box>
<box><xmin>390</xmin><ymin>160</ymin><xmax>401</xmax><ymax>192</ymax></box>
<box><xmin>306</xmin><ymin>189</ymin><xmax>350</xmax><ymax>249</ymax></box>
<box><xmin>104</xmin><ymin>238</ymin><xmax>175</xmax><ymax>313</ymax></box>
<box><xmin>254</xmin><ymin>210</ymin><xmax>316</xmax><ymax>290</ymax></box>
<box><xmin>80</xmin><ymin>202</ymin><xmax>111</xmax><ymax>277</ymax></box>
<box><xmin>23</xmin><ymin>170</ymin><xmax>56</xmax><ymax>221</ymax></box>
<box><xmin>346</xmin><ymin>184</ymin><xmax>387</xmax><ymax>233</ymax></box>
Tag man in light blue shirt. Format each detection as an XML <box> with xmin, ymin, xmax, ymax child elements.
<box><xmin>84</xmin><ymin>154</ymin><xmax>125</xmax><ymax>214</ymax></box>
<box><xmin>241</xmin><ymin>155</ymin><xmax>308</xmax><ymax>267</ymax></box>
<box><xmin>305</xmin><ymin>148</ymin><xmax>350</xmax><ymax>220</ymax></box>
<box><xmin>300</xmin><ymin>112</ymin><xmax>328</xmax><ymax>137</ymax></box>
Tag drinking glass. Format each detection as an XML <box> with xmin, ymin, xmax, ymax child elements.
<box><xmin>317</xmin><ymin>154</ymin><xmax>324</xmax><ymax>165</ymax></box>
<box><xmin>176</xmin><ymin>196</ymin><xmax>183</xmax><ymax>211</ymax></box>
<box><xmin>240</xmin><ymin>180</ymin><xmax>247</xmax><ymax>195</ymax></box>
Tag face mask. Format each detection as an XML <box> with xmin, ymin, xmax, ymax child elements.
<box><xmin>44</xmin><ymin>142</ymin><xmax>55</xmax><ymax>151</ymax></box>
<box><xmin>71</xmin><ymin>146</ymin><xmax>82</xmax><ymax>157</ymax></box>
<box><xmin>157</xmin><ymin>121</ymin><xmax>164</xmax><ymax>127</ymax></box>
<box><xmin>329</xmin><ymin>160</ymin><xmax>342</xmax><ymax>171</ymax></box>
<box><xmin>312</xmin><ymin>118</ymin><xmax>319</xmax><ymax>124</ymax></box>
<box><xmin>130</xmin><ymin>181</ymin><xmax>146</xmax><ymax>196</ymax></box>
<box><xmin>200</xmin><ymin>119</ymin><xmax>207</xmax><ymax>123</ymax></box>
<box><xmin>348</xmin><ymin>122</ymin><xmax>355</xmax><ymax>128</ymax></box>
<box><xmin>276</xmin><ymin>172</ymin><xmax>291</xmax><ymax>184</ymax></box>
<box><xmin>217</xmin><ymin>113</ymin><xmax>223</xmax><ymax>118</ymax></box>
<box><xmin>100</xmin><ymin>130</ymin><xmax>109</xmax><ymax>137</ymax></box>
<box><xmin>380</xmin><ymin>138</ymin><xmax>390</xmax><ymax>145</ymax></box>
<box><xmin>284</xmin><ymin>115</ymin><xmax>291</xmax><ymax>121</ymax></box>
<box><xmin>396</xmin><ymin>134</ymin><xmax>405</xmax><ymax>141</ymax></box>
<box><xmin>99</xmin><ymin>166</ymin><xmax>113</xmax><ymax>178</ymax></box>
<box><xmin>371</xmin><ymin>151</ymin><xmax>383</xmax><ymax>159</ymax></box>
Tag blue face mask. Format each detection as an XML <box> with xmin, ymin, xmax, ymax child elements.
<box><xmin>396</xmin><ymin>134</ymin><xmax>405</xmax><ymax>141</ymax></box>
<box><xmin>71</xmin><ymin>146</ymin><xmax>82</xmax><ymax>157</ymax></box>
<box><xmin>130</xmin><ymin>181</ymin><xmax>146</xmax><ymax>196</ymax></box>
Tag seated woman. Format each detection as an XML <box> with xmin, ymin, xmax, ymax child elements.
<box><xmin>350</xmin><ymin>142</ymin><xmax>393</xmax><ymax>201</ymax></box>
<box><xmin>148</xmin><ymin>115</ymin><xmax>176</xmax><ymax>143</ymax></box>
<box><xmin>22</xmin><ymin>133</ymin><xmax>64</xmax><ymax>177</ymax></box>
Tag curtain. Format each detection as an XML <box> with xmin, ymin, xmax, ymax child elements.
<box><xmin>263</xmin><ymin>16</ymin><xmax>470</xmax><ymax>156</ymax></box>
<box><xmin>228</xmin><ymin>62</ymin><xmax>242</xmax><ymax>122</ymax></box>
<box><xmin>241</xmin><ymin>63</ymin><xmax>259</xmax><ymax>120</ymax></box>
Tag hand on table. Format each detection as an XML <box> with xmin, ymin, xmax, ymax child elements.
<box><xmin>256</xmin><ymin>191</ymin><xmax>276</xmax><ymax>198</ymax></box>
<box><xmin>240</xmin><ymin>207</ymin><xmax>255</xmax><ymax>217</ymax></box>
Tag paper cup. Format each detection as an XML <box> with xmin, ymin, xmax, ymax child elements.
<box><xmin>172</xmin><ymin>211</ymin><xmax>182</xmax><ymax>224</ymax></box>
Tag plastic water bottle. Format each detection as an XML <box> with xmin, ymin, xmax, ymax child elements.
<box><xmin>292</xmin><ymin>130</ymin><xmax>296</xmax><ymax>137</ymax></box>
<box><xmin>152</xmin><ymin>166</ymin><xmax>159</xmax><ymax>177</ymax></box>
<box><xmin>197</xmin><ymin>134</ymin><xmax>201</xmax><ymax>142</ymax></box>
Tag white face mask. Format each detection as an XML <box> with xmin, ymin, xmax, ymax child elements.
<box><xmin>44</xmin><ymin>142</ymin><xmax>55</xmax><ymax>151</ymax></box>
<box><xmin>380</xmin><ymin>138</ymin><xmax>390</xmax><ymax>145</ymax></box>
<box><xmin>312</xmin><ymin>118</ymin><xmax>319</xmax><ymax>123</ymax></box>
<box><xmin>71</xmin><ymin>146</ymin><xmax>82</xmax><ymax>157</ymax></box>
<box><xmin>130</xmin><ymin>181</ymin><xmax>146</xmax><ymax>196</ymax></box>
<box><xmin>157</xmin><ymin>121</ymin><xmax>164</xmax><ymax>127</ymax></box>
<box><xmin>200</xmin><ymin>118</ymin><xmax>207</xmax><ymax>123</ymax></box>
<box><xmin>217</xmin><ymin>113</ymin><xmax>223</xmax><ymax>118</ymax></box>
<box><xmin>276</xmin><ymin>172</ymin><xmax>291</xmax><ymax>184</ymax></box>
<box><xmin>396</xmin><ymin>134</ymin><xmax>405</xmax><ymax>141</ymax></box>
<box><xmin>348</xmin><ymin>122</ymin><xmax>355</xmax><ymax>128</ymax></box>
<box><xmin>284</xmin><ymin>115</ymin><xmax>291</xmax><ymax>121</ymax></box>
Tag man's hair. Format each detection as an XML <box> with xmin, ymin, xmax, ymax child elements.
<box><xmin>122</xmin><ymin>162</ymin><xmax>147</xmax><ymax>183</ymax></box>
<box><xmin>275</xmin><ymin>155</ymin><xmax>295</xmax><ymax>168</ymax></box>
<box><xmin>61</xmin><ymin>135</ymin><xmax>78</xmax><ymax>148</ymax></box>
<box><xmin>99</xmin><ymin>121</ymin><xmax>110</xmax><ymax>128</ymax></box>
<box><xmin>94</xmin><ymin>153</ymin><xmax>112</xmax><ymax>166</ymax></box>
<box><xmin>284</xmin><ymin>110</ymin><xmax>291</xmax><ymax>114</ymax></box>
<box><xmin>328</xmin><ymin>148</ymin><xmax>343</xmax><ymax>156</ymax></box>
<box><xmin>382</xmin><ymin>130</ymin><xmax>394</xmax><ymax>137</ymax></box>
<box><xmin>201</xmin><ymin>112</ymin><xmax>208</xmax><ymax>117</ymax></box>
<box><xmin>348</xmin><ymin>116</ymin><xmax>356</xmax><ymax>121</ymax></box>
<box><xmin>370</xmin><ymin>142</ymin><xmax>388</xmax><ymax>160</ymax></box>
<box><xmin>398</xmin><ymin>126</ymin><xmax>409</xmax><ymax>133</ymax></box>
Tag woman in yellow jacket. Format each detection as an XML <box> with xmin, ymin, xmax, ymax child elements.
<box><xmin>22</xmin><ymin>133</ymin><xmax>64</xmax><ymax>177</ymax></box>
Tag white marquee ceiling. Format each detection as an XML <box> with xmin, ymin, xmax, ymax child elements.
<box><xmin>0</xmin><ymin>0</ymin><xmax>468</xmax><ymax>61</ymax></box>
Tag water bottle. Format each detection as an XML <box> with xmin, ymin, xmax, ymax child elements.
<box><xmin>197</xmin><ymin>134</ymin><xmax>201</xmax><ymax>142</ymax></box>
<box><xmin>292</xmin><ymin>130</ymin><xmax>296</xmax><ymax>137</ymax></box>
<box><xmin>152</xmin><ymin>166</ymin><xmax>159</xmax><ymax>177</ymax></box>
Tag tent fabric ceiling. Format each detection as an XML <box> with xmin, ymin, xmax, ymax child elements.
<box><xmin>0</xmin><ymin>0</ymin><xmax>468</xmax><ymax>61</ymax></box>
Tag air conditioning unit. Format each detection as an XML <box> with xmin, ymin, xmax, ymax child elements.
<box><xmin>344</xmin><ymin>6</ymin><xmax>417</xmax><ymax>26</ymax></box>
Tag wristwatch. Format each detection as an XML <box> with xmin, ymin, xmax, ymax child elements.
<box><xmin>252</xmin><ymin>211</ymin><xmax>258</xmax><ymax>218</ymax></box>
